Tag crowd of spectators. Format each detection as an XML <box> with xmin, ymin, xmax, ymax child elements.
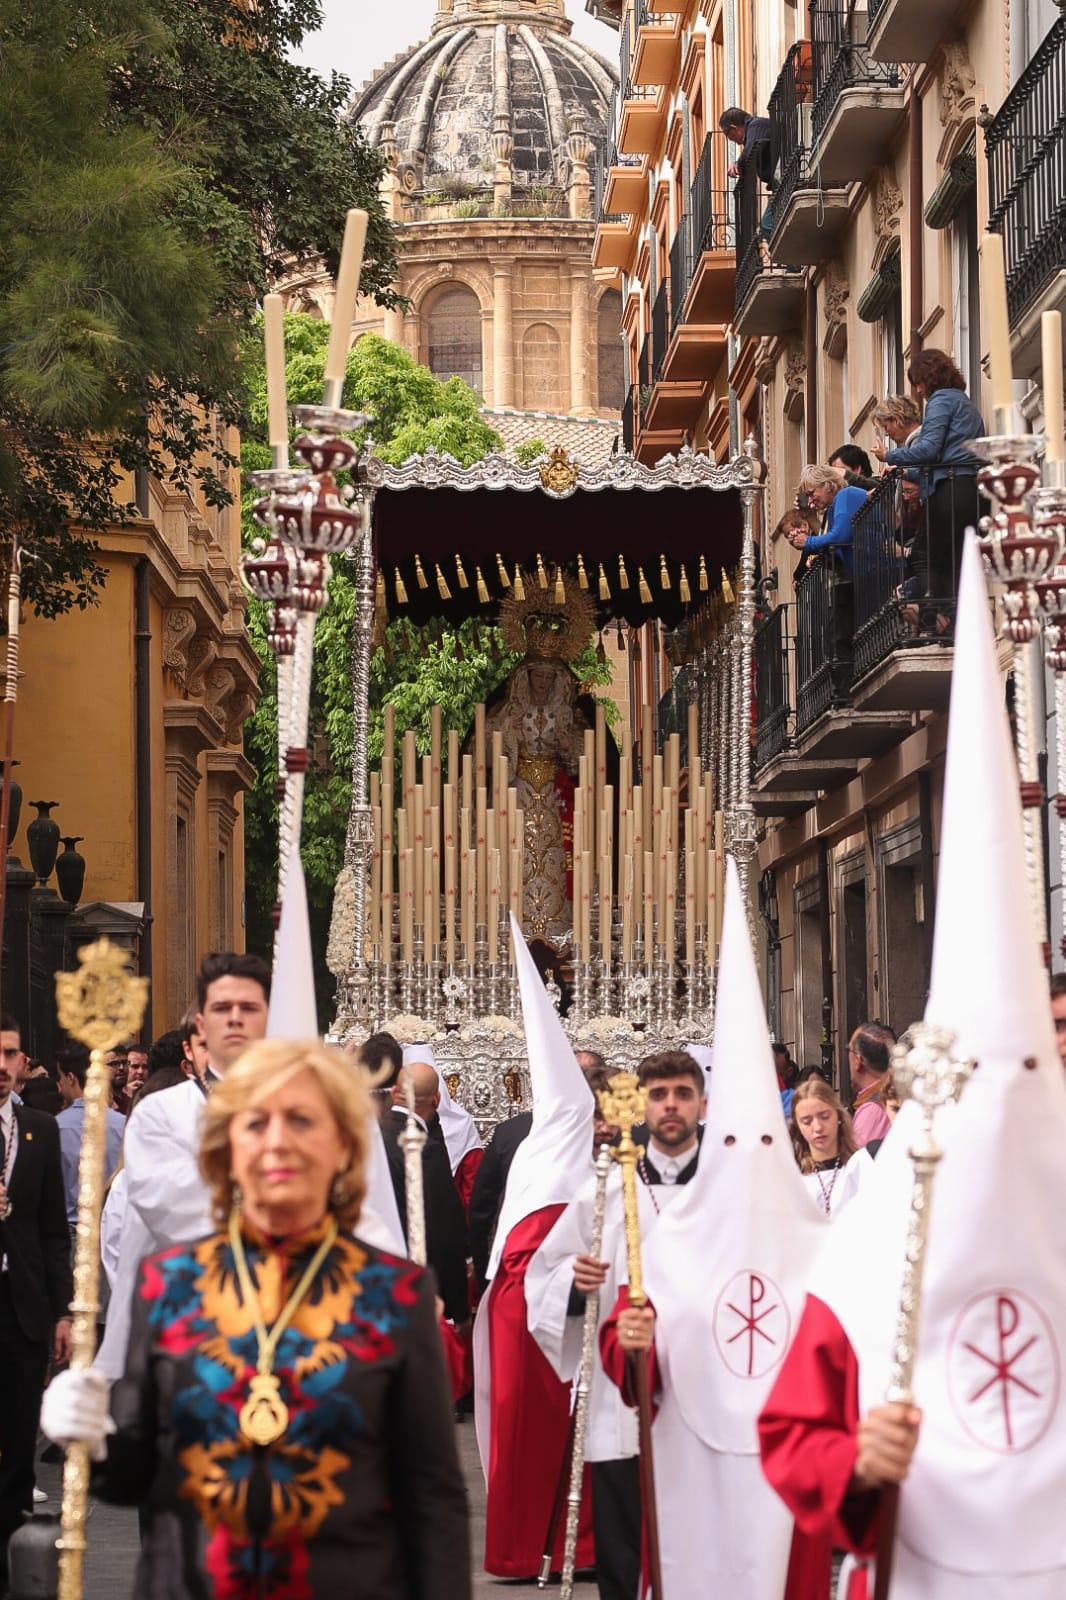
<box><xmin>773</xmin><ymin>349</ymin><xmax>987</xmax><ymax>668</ymax></box>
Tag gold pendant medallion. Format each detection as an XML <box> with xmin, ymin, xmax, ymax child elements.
<box><xmin>239</xmin><ymin>1373</ymin><xmax>289</xmax><ymax>1447</ymax></box>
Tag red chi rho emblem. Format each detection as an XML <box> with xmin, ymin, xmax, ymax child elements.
<box><xmin>947</xmin><ymin>1290</ymin><xmax>1060</xmax><ymax>1454</ymax></box>
<box><xmin>713</xmin><ymin>1269</ymin><xmax>790</xmax><ymax>1379</ymax></box>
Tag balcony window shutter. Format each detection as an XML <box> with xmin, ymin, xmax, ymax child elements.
<box><xmin>856</xmin><ymin>247</ymin><xmax>902</xmax><ymax>323</ymax></box>
<box><xmin>924</xmin><ymin>135</ymin><xmax>977</xmax><ymax>230</ymax></box>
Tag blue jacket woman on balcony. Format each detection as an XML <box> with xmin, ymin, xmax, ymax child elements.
<box><xmin>784</xmin><ymin>465</ymin><xmax>868</xmax><ymax>576</ymax></box>
<box><xmin>870</xmin><ymin>348</ymin><xmax>986</xmax><ymax>606</ymax></box>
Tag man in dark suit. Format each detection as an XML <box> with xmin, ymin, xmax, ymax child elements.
<box><xmin>0</xmin><ymin>1010</ymin><xmax>72</xmax><ymax>1581</ymax></box>
<box><xmin>381</xmin><ymin>1060</ymin><xmax>470</xmax><ymax>1326</ymax></box>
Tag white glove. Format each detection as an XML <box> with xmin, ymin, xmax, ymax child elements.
<box><xmin>40</xmin><ymin>1368</ymin><xmax>115</xmax><ymax>1462</ymax></box>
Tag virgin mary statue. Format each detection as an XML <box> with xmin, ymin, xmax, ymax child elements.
<box><xmin>486</xmin><ymin>573</ymin><xmax>596</xmax><ymax>940</ymax></box>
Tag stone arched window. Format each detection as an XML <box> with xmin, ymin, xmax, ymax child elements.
<box><xmin>427</xmin><ymin>286</ymin><xmax>484</xmax><ymax>394</ymax></box>
<box><xmin>597</xmin><ymin>289</ymin><xmax>625</xmax><ymax>413</ymax></box>
<box><xmin>521</xmin><ymin>322</ymin><xmax>563</xmax><ymax>411</ymax></box>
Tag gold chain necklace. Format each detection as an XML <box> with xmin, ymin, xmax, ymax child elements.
<box><xmin>229</xmin><ymin>1209</ymin><xmax>339</xmax><ymax>1447</ymax></box>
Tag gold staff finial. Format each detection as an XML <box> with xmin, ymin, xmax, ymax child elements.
<box><xmin>597</xmin><ymin>1071</ymin><xmax>648</xmax><ymax>1305</ymax></box>
<box><xmin>54</xmin><ymin>938</ymin><xmax>149</xmax><ymax>1600</ymax></box>
<box><xmin>55</xmin><ymin>937</ymin><xmax>150</xmax><ymax>1051</ymax></box>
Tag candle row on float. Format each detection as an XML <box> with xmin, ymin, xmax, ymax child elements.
<box><xmin>366</xmin><ymin>693</ymin><xmax>723</xmax><ymax>973</ymax></box>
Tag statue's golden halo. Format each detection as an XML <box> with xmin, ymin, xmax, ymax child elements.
<box><xmin>498</xmin><ymin>568</ymin><xmax>597</xmax><ymax>662</ymax></box>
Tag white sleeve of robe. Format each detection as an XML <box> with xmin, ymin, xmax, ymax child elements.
<box><xmin>526</xmin><ymin>1183</ymin><xmax>596</xmax><ymax>1379</ymax></box>
<box><xmin>100</xmin><ymin>1168</ymin><xmax>128</xmax><ymax>1291</ymax></box>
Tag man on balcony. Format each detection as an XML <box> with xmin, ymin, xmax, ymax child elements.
<box><xmin>720</xmin><ymin>107</ymin><xmax>773</xmax><ymax>261</ymax></box>
<box><xmin>720</xmin><ymin>106</ymin><xmax>771</xmax><ymax>178</ymax></box>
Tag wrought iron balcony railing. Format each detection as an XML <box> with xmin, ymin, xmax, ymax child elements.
<box><xmin>733</xmin><ymin>155</ymin><xmax>766</xmax><ymax>315</ymax></box>
<box><xmin>794</xmin><ymin>558</ymin><xmax>853</xmax><ymax>734</ymax></box>
<box><xmin>637</xmin><ymin>334</ymin><xmax>652</xmax><ymax>422</ymax></box>
<box><xmin>808</xmin><ymin>0</ymin><xmax>900</xmax><ymax>145</ymax></box>
<box><xmin>852</xmin><ymin>467</ymin><xmax>964</xmax><ymax>681</ymax></box>
<box><xmin>622</xmin><ymin>385</ymin><xmax>635</xmax><ymax>453</ymax></box>
<box><xmin>986</xmin><ymin>15</ymin><xmax>1066</xmax><ymax>323</ymax></box>
<box><xmin>650</xmin><ymin>279</ymin><xmax>670</xmax><ymax>385</ymax></box>
<box><xmin>620</xmin><ymin>7</ymin><xmax>657</xmax><ymax>102</ymax></box>
<box><xmin>754</xmin><ymin>604</ymin><xmax>792</xmax><ymax>768</ymax></box>
<box><xmin>690</xmin><ymin>134</ymin><xmax>735</xmax><ymax>261</ymax></box>
<box><xmin>669</xmin><ymin>218</ymin><xmax>689</xmax><ymax>335</ymax></box>
<box><xmin>764</xmin><ymin>39</ymin><xmax>846</xmax><ymax>237</ymax></box>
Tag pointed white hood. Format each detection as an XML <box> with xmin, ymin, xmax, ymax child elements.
<box><xmin>810</xmin><ymin>535</ymin><xmax>1066</xmax><ymax>1576</ymax></box>
<box><xmin>266</xmin><ymin>848</ymin><xmax>404</xmax><ymax>1255</ymax></box>
<box><xmin>644</xmin><ymin>860</ymin><xmax>826</xmax><ymax>1452</ymax></box>
<box><xmin>267</xmin><ymin>848</ymin><xmax>317</xmax><ymax>1038</ymax></box>
<box><xmin>402</xmin><ymin>1041</ymin><xmax>483</xmax><ymax>1172</ymax></box>
<box><xmin>486</xmin><ymin>914</ymin><xmax>594</xmax><ymax>1279</ymax></box>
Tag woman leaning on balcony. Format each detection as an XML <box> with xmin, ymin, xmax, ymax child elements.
<box><xmin>870</xmin><ymin>349</ymin><xmax>986</xmax><ymax>607</ymax></box>
<box><xmin>782</xmin><ymin>465</ymin><xmax>869</xmax><ymax>575</ymax></box>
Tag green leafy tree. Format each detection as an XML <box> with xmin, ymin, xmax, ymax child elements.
<box><xmin>240</xmin><ymin>320</ymin><xmax>511</xmax><ymax>989</ymax></box>
<box><xmin>514</xmin><ymin>438</ymin><xmax>548</xmax><ymax>467</ymax></box>
<box><xmin>0</xmin><ymin>0</ymin><xmax>398</xmax><ymax>614</ymax></box>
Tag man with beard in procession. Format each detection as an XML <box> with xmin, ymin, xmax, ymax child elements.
<box><xmin>524</xmin><ymin>1048</ymin><xmax>706</xmax><ymax>1600</ymax></box>
<box><xmin>758</xmin><ymin>536</ymin><xmax>1066</xmax><ymax>1599</ymax></box>
<box><xmin>601</xmin><ymin>859</ymin><xmax>829</xmax><ymax>1599</ymax></box>
<box><xmin>474</xmin><ymin>916</ymin><xmax>599</xmax><ymax>1580</ymax></box>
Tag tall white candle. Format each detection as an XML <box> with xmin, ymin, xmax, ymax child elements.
<box><xmin>981</xmin><ymin>231</ymin><xmax>1014</xmax><ymax>426</ymax></box>
<box><xmin>263</xmin><ymin>294</ymin><xmax>289</xmax><ymax>457</ymax></box>
<box><xmin>324</xmin><ymin>209</ymin><xmax>368</xmax><ymax>401</ymax></box>
<box><xmin>1042</xmin><ymin>312</ymin><xmax>1065</xmax><ymax>465</ymax></box>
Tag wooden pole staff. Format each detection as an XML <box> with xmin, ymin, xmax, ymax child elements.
<box><xmin>597</xmin><ymin>1072</ymin><xmax>662</xmax><ymax>1600</ymax></box>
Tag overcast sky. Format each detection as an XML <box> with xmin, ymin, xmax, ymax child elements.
<box><xmin>293</xmin><ymin>1</ymin><xmax>611</xmax><ymax>91</ymax></box>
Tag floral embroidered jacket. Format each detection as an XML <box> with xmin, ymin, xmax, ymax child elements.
<box><xmin>96</xmin><ymin>1222</ymin><xmax>471</xmax><ymax>1600</ymax></box>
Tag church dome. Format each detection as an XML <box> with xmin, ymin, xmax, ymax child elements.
<box><xmin>351</xmin><ymin>0</ymin><xmax>617</xmax><ymax>200</ymax></box>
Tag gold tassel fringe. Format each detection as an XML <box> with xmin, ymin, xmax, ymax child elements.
<box><xmin>659</xmin><ymin>555</ymin><xmax>671</xmax><ymax>591</ymax></box>
<box><xmin>554</xmin><ymin>566</ymin><xmax>565</xmax><ymax>604</ymax></box>
<box><xmin>514</xmin><ymin>566</ymin><xmax>525</xmax><ymax>600</ymax></box>
<box><xmin>618</xmin><ymin>555</ymin><xmax>630</xmax><ymax>590</ymax></box>
<box><xmin>638</xmin><ymin>566</ymin><xmax>652</xmax><ymax>605</ymax></box>
<box><xmin>496</xmin><ymin>553</ymin><xmax>511</xmax><ymax>588</ymax></box>
<box><xmin>414</xmin><ymin>553</ymin><xmax>428</xmax><ymax>590</ymax></box>
<box><xmin>699</xmin><ymin>555</ymin><xmax>709</xmax><ymax>592</ymax></box>
<box><xmin>577</xmin><ymin>554</ymin><xmax>588</xmax><ymax>590</ymax></box>
<box><xmin>394</xmin><ymin>567</ymin><xmax>408</xmax><ymax>606</ymax></box>
<box><xmin>435</xmin><ymin>563</ymin><xmax>451</xmax><ymax>601</ymax></box>
<box><xmin>455</xmin><ymin>554</ymin><xmax>469</xmax><ymax>590</ymax></box>
<box><xmin>598</xmin><ymin>563</ymin><xmax>610</xmax><ymax>601</ymax></box>
<box><xmin>679</xmin><ymin>564</ymin><xmax>691</xmax><ymax>603</ymax></box>
<box><xmin>476</xmin><ymin>566</ymin><xmax>489</xmax><ymax>604</ymax></box>
<box><xmin>721</xmin><ymin>568</ymin><xmax>735</xmax><ymax>605</ymax></box>
<box><xmin>536</xmin><ymin>552</ymin><xmax>548</xmax><ymax>589</ymax></box>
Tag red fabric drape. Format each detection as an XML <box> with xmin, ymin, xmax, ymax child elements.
<box><xmin>454</xmin><ymin>1147</ymin><xmax>483</xmax><ymax>1216</ymax></box>
<box><xmin>759</xmin><ymin>1294</ymin><xmax>882</xmax><ymax>1560</ymax></box>
<box><xmin>484</xmin><ymin>1206</ymin><xmax>595</xmax><ymax>1578</ymax></box>
<box><xmin>439</xmin><ymin>1317</ymin><xmax>473</xmax><ymax>1401</ymax></box>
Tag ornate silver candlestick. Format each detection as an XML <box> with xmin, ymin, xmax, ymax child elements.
<box><xmin>971</xmin><ymin>434</ymin><xmax>1064</xmax><ymax>956</ymax></box>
